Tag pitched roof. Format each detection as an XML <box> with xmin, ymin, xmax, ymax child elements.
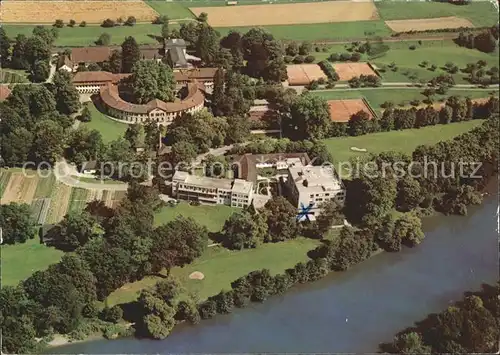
<box><xmin>140</xmin><ymin>48</ymin><xmax>163</xmax><ymax>60</ymax></box>
<box><xmin>71</xmin><ymin>47</ymin><xmax>112</xmax><ymax>64</ymax></box>
<box><xmin>165</xmin><ymin>39</ymin><xmax>186</xmax><ymax>48</ymax></box>
<box><xmin>173</xmin><ymin>68</ymin><xmax>219</xmax><ymax>82</ymax></box>
<box><xmin>168</xmin><ymin>46</ymin><xmax>187</xmax><ymax>67</ymax></box>
<box><xmin>99</xmin><ymin>82</ymin><xmax>205</xmax><ymax>114</ymax></box>
<box><xmin>0</xmin><ymin>85</ymin><xmax>11</xmax><ymax>101</ymax></box>
<box><xmin>72</xmin><ymin>71</ymin><xmax>130</xmax><ymax>84</ymax></box>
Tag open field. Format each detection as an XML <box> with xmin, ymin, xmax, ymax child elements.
<box><xmin>322</xmin><ymin>120</ymin><xmax>485</xmax><ymax>177</ymax></box>
<box><xmin>328</xmin><ymin>99</ymin><xmax>375</xmax><ymax>123</ymax></box>
<box><xmin>154</xmin><ymin>202</ymin><xmax>237</xmax><ymax>232</ymax></box>
<box><xmin>286</xmin><ymin>64</ymin><xmax>327</xmax><ymax>85</ymax></box>
<box><xmin>385</xmin><ymin>16</ymin><xmax>475</xmax><ymax>32</ymax></box>
<box><xmin>1</xmin><ymin>238</ymin><xmax>64</xmax><ymax>286</ymax></box>
<box><xmin>1</xmin><ymin>1</ymin><xmax>159</xmax><ymax>24</ymax></box>
<box><xmin>312</xmin><ymin>88</ymin><xmax>496</xmax><ymax>113</ymax></box>
<box><xmin>106</xmin><ymin>238</ymin><xmax>320</xmax><ymax>306</ymax></box>
<box><xmin>84</xmin><ymin>102</ymin><xmax>128</xmax><ymax>143</ymax></box>
<box><xmin>144</xmin><ymin>0</ymin><xmax>194</xmax><ymax>19</ymax></box>
<box><xmin>1</xmin><ymin>172</ymin><xmax>38</xmax><ymax>205</ymax></box>
<box><xmin>374</xmin><ymin>1</ymin><xmax>498</xmax><ymax>27</ymax></box>
<box><xmin>190</xmin><ymin>1</ymin><xmax>379</xmax><ymax>27</ymax></box>
<box><xmin>333</xmin><ymin>62</ymin><xmax>378</xmax><ymax>81</ymax></box>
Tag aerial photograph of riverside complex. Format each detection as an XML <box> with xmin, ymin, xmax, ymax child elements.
<box><xmin>0</xmin><ymin>0</ymin><xmax>498</xmax><ymax>353</ymax></box>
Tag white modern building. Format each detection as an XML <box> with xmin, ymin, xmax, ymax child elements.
<box><xmin>172</xmin><ymin>171</ymin><xmax>254</xmax><ymax>208</ymax></box>
<box><xmin>287</xmin><ymin>165</ymin><xmax>345</xmax><ymax>219</ymax></box>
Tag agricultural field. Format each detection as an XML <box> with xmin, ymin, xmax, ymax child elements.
<box><xmin>190</xmin><ymin>1</ymin><xmax>379</xmax><ymax>27</ymax></box>
<box><xmin>1</xmin><ymin>1</ymin><xmax>158</xmax><ymax>24</ymax></box>
<box><xmin>1</xmin><ymin>238</ymin><xmax>64</xmax><ymax>286</ymax></box>
<box><xmin>322</xmin><ymin>120</ymin><xmax>485</xmax><ymax>177</ymax></box>
<box><xmin>0</xmin><ymin>69</ymin><xmax>28</xmax><ymax>83</ymax></box>
<box><xmin>154</xmin><ymin>202</ymin><xmax>237</xmax><ymax>232</ymax></box>
<box><xmin>385</xmin><ymin>17</ymin><xmax>474</xmax><ymax>32</ymax></box>
<box><xmin>106</xmin><ymin>238</ymin><xmax>320</xmax><ymax>306</ymax></box>
<box><xmin>312</xmin><ymin>88</ymin><xmax>496</xmax><ymax>114</ymax></box>
<box><xmin>144</xmin><ymin>0</ymin><xmax>195</xmax><ymax>19</ymax></box>
<box><xmin>374</xmin><ymin>1</ymin><xmax>499</xmax><ymax>27</ymax></box>
<box><xmin>83</xmin><ymin>101</ymin><xmax>128</xmax><ymax>143</ymax></box>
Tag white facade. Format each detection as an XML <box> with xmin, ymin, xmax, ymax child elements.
<box><xmin>172</xmin><ymin>171</ymin><xmax>254</xmax><ymax>208</ymax></box>
<box><xmin>75</xmin><ymin>83</ymin><xmax>103</xmax><ymax>94</ymax></box>
<box><xmin>287</xmin><ymin>165</ymin><xmax>345</xmax><ymax>217</ymax></box>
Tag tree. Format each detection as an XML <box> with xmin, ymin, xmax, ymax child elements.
<box><xmin>101</xmin><ymin>305</ymin><xmax>123</xmax><ymax>323</ymax></box>
<box><xmin>330</xmin><ymin>227</ymin><xmax>374</xmax><ymax>270</ymax></box>
<box><xmin>197</xmin><ymin>12</ymin><xmax>208</xmax><ymax>23</ymax></box>
<box><xmin>262</xmin><ymin>196</ymin><xmax>298</xmax><ymax>242</ymax></box>
<box><xmin>31</xmin><ymin>59</ymin><xmax>50</xmax><ymax>82</ymax></box>
<box><xmin>47</xmin><ymin>211</ymin><xmax>104</xmax><ymax>251</ymax></box>
<box><xmin>11</xmin><ymin>34</ymin><xmax>29</xmax><ymax>69</ymax></box>
<box><xmin>104</xmin><ymin>49</ymin><xmax>122</xmax><ymax>73</ymax></box>
<box><xmin>0</xmin><ymin>27</ymin><xmax>11</xmax><ymax>67</ymax></box>
<box><xmin>286</xmin><ymin>42</ymin><xmax>299</xmax><ymax>56</ymax></box>
<box><xmin>220</xmin><ymin>210</ymin><xmax>268</xmax><ymax>249</ymax></box>
<box><xmin>392</xmin><ymin>332</ymin><xmax>432</xmax><ymax>355</ymax></box>
<box><xmin>121</xmin><ymin>36</ymin><xmax>140</xmax><ymax>73</ymax></box>
<box><xmin>315</xmin><ymin>200</ymin><xmax>343</xmax><ymax>235</ymax></box>
<box><xmin>394</xmin><ymin>213</ymin><xmax>425</xmax><ymax>247</ymax></box>
<box><xmin>299</xmin><ymin>41</ymin><xmax>312</xmax><ymax>55</ymax></box>
<box><xmin>30</xmin><ymin>119</ymin><xmax>65</xmax><ymax>165</ymax></box>
<box><xmin>196</xmin><ymin>24</ymin><xmax>220</xmax><ymax>65</ymax></box>
<box><xmin>169</xmin><ymin>141</ymin><xmax>197</xmax><ymax>167</ymax></box>
<box><xmin>78</xmin><ymin>105</ymin><xmax>92</xmax><ymax>122</ymax></box>
<box><xmin>68</xmin><ymin>19</ymin><xmax>76</xmax><ymax>27</ymax></box>
<box><xmin>25</xmin><ymin>35</ymin><xmax>51</xmax><ymax>68</ymax></box>
<box><xmin>96</xmin><ymin>33</ymin><xmax>111</xmax><ymax>46</ymax></box>
<box><xmin>54</xmin><ymin>19</ymin><xmax>64</xmax><ymax>28</ymax></box>
<box><xmin>32</xmin><ymin>25</ymin><xmax>58</xmax><ymax>45</ymax></box>
<box><xmin>161</xmin><ymin>21</ymin><xmax>170</xmax><ymax>39</ymax></box>
<box><xmin>396</xmin><ymin>176</ymin><xmax>423</xmax><ymax>211</ymax></box>
<box><xmin>0</xmin><ymin>203</ymin><xmax>36</xmax><ymax>244</ymax></box>
<box><xmin>66</xmin><ymin>126</ymin><xmax>104</xmax><ymax>165</ymax></box>
<box><xmin>1</xmin><ymin>128</ymin><xmax>34</xmax><ymax>166</ymax></box>
<box><xmin>79</xmin><ymin>21</ymin><xmax>87</xmax><ymax>27</ymax></box>
<box><xmin>51</xmin><ymin>70</ymin><xmax>81</xmax><ymax>114</ymax></box>
<box><xmin>124</xmin><ymin>124</ymin><xmax>146</xmax><ymax>150</ymax></box>
<box><xmin>101</xmin><ymin>18</ymin><xmax>116</xmax><ymax>28</ymax></box>
<box><xmin>138</xmin><ymin>290</ymin><xmax>176</xmax><ymax>339</ymax></box>
<box><xmin>285</xmin><ymin>94</ymin><xmax>331</xmax><ymax>140</ymax></box>
<box><xmin>348</xmin><ymin>110</ymin><xmax>372</xmax><ymax>136</ymax></box>
<box><xmin>124</xmin><ymin>16</ymin><xmax>136</xmax><ymax>26</ymax></box>
<box><xmin>151</xmin><ymin>216</ymin><xmax>208</xmax><ymax>272</ymax></box>
<box><xmin>129</xmin><ymin>60</ymin><xmax>176</xmax><ymax>103</ymax></box>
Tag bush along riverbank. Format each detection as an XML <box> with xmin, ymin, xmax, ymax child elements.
<box><xmin>134</xmin><ymin>116</ymin><xmax>499</xmax><ymax>339</ymax></box>
<box><xmin>380</xmin><ymin>282</ymin><xmax>500</xmax><ymax>354</ymax></box>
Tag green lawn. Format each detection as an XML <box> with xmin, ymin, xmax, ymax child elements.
<box><xmin>322</xmin><ymin>120</ymin><xmax>485</xmax><ymax>177</ymax></box>
<box><xmin>83</xmin><ymin>102</ymin><xmax>128</xmax><ymax>143</ymax></box>
<box><xmin>154</xmin><ymin>202</ymin><xmax>237</xmax><ymax>232</ymax></box>
<box><xmin>106</xmin><ymin>238</ymin><xmax>320</xmax><ymax>306</ymax></box>
<box><xmin>145</xmin><ymin>0</ymin><xmax>195</xmax><ymax>19</ymax></box>
<box><xmin>67</xmin><ymin>187</ymin><xmax>90</xmax><ymax>214</ymax></box>
<box><xmin>375</xmin><ymin>1</ymin><xmax>498</xmax><ymax>27</ymax></box>
<box><xmin>1</xmin><ymin>238</ymin><xmax>64</xmax><ymax>286</ymax></box>
<box><xmin>312</xmin><ymin>88</ymin><xmax>496</xmax><ymax>114</ymax></box>
<box><xmin>216</xmin><ymin>20</ymin><xmax>392</xmax><ymax>42</ymax></box>
<box><xmin>3</xmin><ymin>23</ymin><xmax>168</xmax><ymax>46</ymax></box>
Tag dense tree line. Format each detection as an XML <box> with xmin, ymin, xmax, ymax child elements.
<box><xmin>455</xmin><ymin>25</ymin><xmax>499</xmax><ymax>53</ymax></box>
<box><xmin>382</xmin><ymin>283</ymin><xmax>500</xmax><ymax>354</ymax></box>
<box><xmin>0</xmin><ymin>203</ymin><xmax>36</xmax><ymax>244</ymax></box>
<box><xmin>0</xmin><ymin>26</ymin><xmax>57</xmax><ymax>82</ymax></box>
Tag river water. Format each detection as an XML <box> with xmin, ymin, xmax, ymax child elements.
<box><xmin>52</xmin><ymin>196</ymin><xmax>498</xmax><ymax>354</ymax></box>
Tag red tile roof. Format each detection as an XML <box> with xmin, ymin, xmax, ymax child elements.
<box><xmin>71</xmin><ymin>47</ymin><xmax>112</xmax><ymax>64</ymax></box>
<box><xmin>72</xmin><ymin>71</ymin><xmax>130</xmax><ymax>84</ymax></box>
<box><xmin>0</xmin><ymin>85</ymin><xmax>12</xmax><ymax>101</ymax></box>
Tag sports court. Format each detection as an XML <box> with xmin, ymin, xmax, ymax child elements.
<box><xmin>286</xmin><ymin>64</ymin><xmax>327</xmax><ymax>86</ymax></box>
<box><xmin>333</xmin><ymin>63</ymin><xmax>378</xmax><ymax>81</ymax></box>
<box><xmin>328</xmin><ymin>99</ymin><xmax>375</xmax><ymax>122</ymax></box>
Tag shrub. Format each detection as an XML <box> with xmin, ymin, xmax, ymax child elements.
<box><xmin>304</xmin><ymin>55</ymin><xmax>315</xmax><ymax>63</ymax></box>
<box><xmin>101</xmin><ymin>305</ymin><xmax>123</xmax><ymax>324</ymax></box>
<box><xmin>306</xmin><ymin>80</ymin><xmax>319</xmax><ymax>90</ymax></box>
<box><xmin>116</xmin><ymin>17</ymin><xmax>124</xmax><ymax>25</ymax></box>
<box><xmin>317</xmin><ymin>77</ymin><xmax>326</xmax><ymax>85</ymax></box>
<box><xmin>318</xmin><ymin>60</ymin><xmax>339</xmax><ymax>81</ymax></box>
<box><xmin>79</xmin><ymin>21</ymin><xmax>87</xmax><ymax>27</ymax></box>
<box><xmin>328</xmin><ymin>53</ymin><xmax>340</xmax><ymax>62</ymax></box>
<box><xmin>410</xmin><ymin>99</ymin><xmax>421</xmax><ymax>107</ymax></box>
<box><xmin>348</xmin><ymin>77</ymin><xmax>361</xmax><ymax>88</ymax></box>
<box><xmin>293</xmin><ymin>55</ymin><xmax>305</xmax><ymax>64</ymax></box>
<box><xmin>350</xmin><ymin>52</ymin><xmax>361</xmax><ymax>62</ymax></box>
<box><xmin>315</xmin><ymin>46</ymin><xmax>321</xmax><ymax>52</ymax></box>
<box><xmin>54</xmin><ymin>19</ymin><xmax>64</xmax><ymax>28</ymax></box>
<box><xmin>380</xmin><ymin>101</ymin><xmax>394</xmax><ymax>109</ymax></box>
<box><xmin>101</xmin><ymin>18</ymin><xmax>115</xmax><ymax>28</ymax></box>
<box><xmin>96</xmin><ymin>33</ymin><xmax>111</xmax><ymax>46</ymax></box>
<box><xmin>284</xmin><ymin>55</ymin><xmax>293</xmax><ymax>64</ymax></box>
<box><xmin>339</xmin><ymin>52</ymin><xmax>351</xmax><ymax>61</ymax></box>
<box><xmin>124</xmin><ymin>16</ymin><xmax>136</xmax><ymax>26</ymax></box>
<box><xmin>299</xmin><ymin>41</ymin><xmax>312</xmax><ymax>55</ymax></box>
<box><xmin>325</xmin><ymin>79</ymin><xmax>336</xmax><ymax>89</ymax></box>
<box><xmin>429</xmin><ymin>64</ymin><xmax>437</xmax><ymax>71</ymax></box>
<box><xmin>322</xmin><ymin>47</ymin><xmax>328</xmax><ymax>52</ymax></box>
<box><xmin>153</xmin><ymin>15</ymin><xmax>169</xmax><ymax>24</ymax></box>
<box><xmin>409</xmin><ymin>45</ymin><xmax>416</xmax><ymax>50</ymax></box>
<box><xmin>68</xmin><ymin>19</ymin><xmax>76</xmax><ymax>27</ymax></box>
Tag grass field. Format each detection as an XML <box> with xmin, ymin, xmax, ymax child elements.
<box><xmin>145</xmin><ymin>0</ymin><xmax>195</xmax><ymax>19</ymax></box>
<box><xmin>1</xmin><ymin>238</ymin><xmax>64</xmax><ymax>286</ymax></box>
<box><xmin>84</xmin><ymin>102</ymin><xmax>128</xmax><ymax>143</ymax></box>
<box><xmin>106</xmin><ymin>238</ymin><xmax>320</xmax><ymax>306</ymax></box>
<box><xmin>154</xmin><ymin>202</ymin><xmax>237</xmax><ymax>232</ymax></box>
<box><xmin>312</xmin><ymin>88</ymin><xmax>496</xmax><ymax>114</ymax></box>
<box><xmin>322</xmin><ymin>119</ymin><xmax>485</xmax><ymax>177</ymax></box>
<box><xmin>217</xmin><ymin>20</ymin><xmax>392</xmax><ymax>41</ymax></box>
<box><xmin>375</xmin><ymin>1</ymin><xmax>498</xmax><ymax>27</ymax></box>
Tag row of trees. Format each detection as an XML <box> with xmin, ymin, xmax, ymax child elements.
<box><xmin>455</xmin><ymin>25</ymin><xmax>499</xmax><ymax>53</ymax></box>
<box><xmin>0</xmin><ymin>26</ymin><xmax>57</xmax><ymax>82</ymax></box>
<box><xmin>383</xmin><ymin>283</ymin><xmax>499</xmax><ymax>354</ymax></box>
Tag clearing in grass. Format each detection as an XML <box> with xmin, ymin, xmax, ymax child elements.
<box><xmin>1</xmin><ymin>238</ymin><xmax>64</xmax><ymax>286</ymax></box>
<box><xmin>154</xmin><ymin>202</ymin><xmax>237</xmax><ymax>232</ymax></box>
<box><xmin>322</xmin><ymin>120</ymin><xmax>485</xmax><ymax>178</ymax></box>
<box><xmin>190</xmin><ymin>1</ymin><xmax>379</xmax><ymax>27</ymax></box>
<box><xmin>83</xmin><ymin>102</ymin><xmax>128</xmax><ymax>143</ymax></box>
<box><xmin>1</xmin><ymin>1</ymin><xmax>158</xmax><ymax>24</ymax></box>
<box><xmin>106</xmin><ymin>238</ymin><xmax>320</xmax><ymax>306</ymax></box>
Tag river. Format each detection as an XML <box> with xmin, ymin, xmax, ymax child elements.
<box><xmin>52</xmin><ymin>195</ymin><xmax>498</xmax><ymax>354</ymax></box>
